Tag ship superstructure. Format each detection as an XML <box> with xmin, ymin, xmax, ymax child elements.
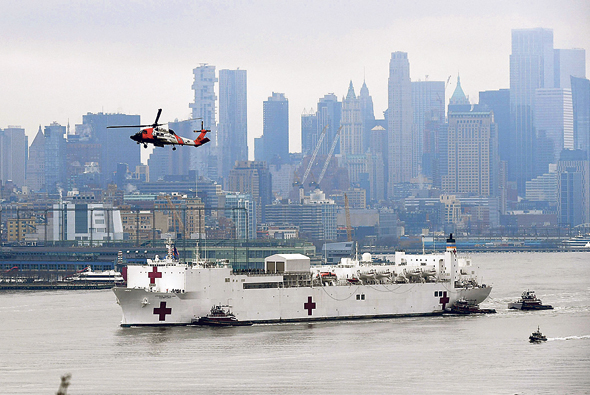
<box><xmin>113</xmin><ymin>234</ymin><xmax>492</xmax><ymax>326</ymax></box>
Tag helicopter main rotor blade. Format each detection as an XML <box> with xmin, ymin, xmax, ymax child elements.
<box><xmin>107</xmin><ymin>124</ymin><xmax>153</xmax><ymax>129</ymax></box>
<box><xmin>153</xmin><ymin>108</ymin><xmax>162</xmax><ymax>127</ymax></box>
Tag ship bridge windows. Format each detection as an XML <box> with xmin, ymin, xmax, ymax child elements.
<box><xmin>356</xmin><ymin>294</ymin><xmax>365</xmax><ymax>300</ymax></box>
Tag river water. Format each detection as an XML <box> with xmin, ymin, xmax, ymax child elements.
<box><xmin>1</xmin><ymin>252</ymin><xmax>589</xmax><ymax>394</ymax></box>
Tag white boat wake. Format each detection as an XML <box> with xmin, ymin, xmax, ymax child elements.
<box><xmin>548</xmin><ymin>335</ymin><xmax>590</xmax><ymax>341</ymax></box>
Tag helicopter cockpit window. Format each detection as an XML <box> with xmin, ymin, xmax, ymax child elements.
<box><xmin>169</xmin><ymin>129</ymin><xmax>175</xmax><ymax>135</ymax></box>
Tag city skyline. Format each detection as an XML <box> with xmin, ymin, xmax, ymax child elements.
<box><xmin>2</xmin><ymin>1</ymin><xmax>590</xmax><ymax>158</ymax></box>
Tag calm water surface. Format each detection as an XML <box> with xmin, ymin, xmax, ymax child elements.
<box><xmin>1</xmin><ymin>252</ymin><xmax>589</xmax><ymax>394</ymax></box>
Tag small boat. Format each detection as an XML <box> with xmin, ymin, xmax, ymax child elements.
<box><xmin>193</xmin><ymin>305</ymin><xmax>252</xmax><ymax>326</ymax></box>
<box><xmin>66</xmin><ymin>267</ymin><xmax>124</xmax><ymax>283</ymax></box>
<box><xmin>508</xmin><ymin>290</ymin><xmax>553</xmax><ymax>310</ymax></box>
<box><xmin>448</xmin><ymin>298</ymin><xmax>496</xmax><ymax>315</ymax></box>
<box><xmin>529</xmin><ymin>326</ymin><xmax>548</xmax><ymax>343</ymax></box>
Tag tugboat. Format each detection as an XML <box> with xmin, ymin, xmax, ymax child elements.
<box><xmin>508</xmin><ymin>290</ymin><xmax>553</xmax><ymax>310</ymax></box>
<box><xmin>529</xmin><ymin>326</ymin><xmax>548</xmax><ymax>343</ymax></box>
<box><xmin>193</xmin><ymin>305</ymin><xmax>253</xmax><ymax>327</ymax></box>
<box><xmin>448</xmin><ymin>298</ymin><xmax>496</xmax><ymax>315</ymax></box>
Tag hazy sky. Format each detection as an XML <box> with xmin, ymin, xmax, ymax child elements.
<box><xmin>2</xmin><ymin>0</ymin><xmax>589</xmax><ymax>159</ymax></box>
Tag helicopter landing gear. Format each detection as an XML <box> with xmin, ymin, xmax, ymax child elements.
<box><xmin>172</xmin><ymin>146</ymin><xmax>176</xmax><ymax>151</ymax></box>
<box><xmin>143</xmin><ymin>144</ymin><xmax>148</xmax><ymax>148</ymax></box>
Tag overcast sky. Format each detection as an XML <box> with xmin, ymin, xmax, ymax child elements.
<box><xmin>2</xmin><ymin>0</ymin><xmax>589</xmax><ymax>160</ymax></box>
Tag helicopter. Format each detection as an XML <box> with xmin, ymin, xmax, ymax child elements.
<box><xmin>107</xmin><ymin>109</ymin><xmax>211</xmax><ymax>150</ymax></box>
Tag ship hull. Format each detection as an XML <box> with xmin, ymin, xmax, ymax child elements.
<box><xmin>113</xmin><ymin>282</ymin><xmax>492</xmax><ymax>327</ymax></box>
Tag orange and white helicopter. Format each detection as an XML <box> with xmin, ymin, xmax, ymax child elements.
<box><xmin>107</xmin><ymin>109</ymin><xmax>211</xmax><ymax>150</ymax></box>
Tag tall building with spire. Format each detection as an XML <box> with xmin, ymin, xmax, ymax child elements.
<box><xmin>510</xmin><ymin>28</ymin><xmax>555</xmax><ymax>194</ymax></box>
<box><xmin>388</xmin><ymin>51</ymin><xmax>414</xmax><ymax>193</ymax></box>
<box><xmin>26</xmin><ymin>126</ymin><xmax>45</xmax><ymax>191</ymax></box>
<box><xmin>190</xmin><ymin>64</ymin><xmax>217</xmax><ymax>176</ymax></box>
<box><xmin>218</xmin><ymin>69</ymin><xmax>248</xmax><ymax>184</ymax></box>
<box><xmin>359</xmin><ymin>80</ymin><xmax>376</xmax><ymax>153</ymax></box>
<box><xmin>448</xmin><ymin>75</ymin><xmax>471</xmax><ymax>113</ymax></box>
<box><xmin>340</xmin><ymin>81</ymin><xmax>363</xmax><ymax>155</ymax></box>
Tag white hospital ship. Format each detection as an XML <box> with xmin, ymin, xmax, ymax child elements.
<box><xmin>113</xmin><ymin>234</ymin><xmax>491</xmax><ymax>326</ymax></box>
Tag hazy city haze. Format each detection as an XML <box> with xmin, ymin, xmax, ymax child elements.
<box><xmin>2</xmin><ymin>0</ymin><xmax>589</xmax><ymax>156</ymax></box>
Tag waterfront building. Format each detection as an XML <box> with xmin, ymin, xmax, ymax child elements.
<box><xmin>388</xmin><ymin>51</ymin><xmax>414</xmax><ymax>192</ymax></box>
<box><xmin>0</xmin><ymin>126</ymin><xmax>27</xmax><ymax>188</ymax></box>
<box><xmin>218</xmin><ymin>69</ymin><xmax>248</xmax><ymax>183</ymax></box>
<box><xmin>261</xmin><ymin>92</ymin><xmax>289</xmax><ymax>164</ymax></box>
<box><xmin>510</xmin><ymin>28</ymin><xmax>555</xmax><ymax>193</ymax></box>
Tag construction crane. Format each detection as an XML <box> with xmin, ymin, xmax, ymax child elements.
<box><xmin>317</xmin><ymin>125</ymin><xmax>342</xmax><ymax>186</ymax></box>
<box><xmin>344</xmin><ymin>193</ymin><xmax>352</xmax><ymax>242</ymax></box>
<box><xmin>302</xmin><ymin>125</ymin><xmax>328</xmax><ymax>185</ymax></box>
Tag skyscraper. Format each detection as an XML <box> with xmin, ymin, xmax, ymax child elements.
<box><xmin>359</xmin><ymin>80</ymin><xmax>376</xmax><ymax>153</ymax></box>
<box><xmin>148</xmin><ymin>119</ymin><xmax>194</xmax><ymax>181</ymax></box>
<box><xmin>443</xmin><ymin>110</ymin><xmax>499</xmax><ymax>197</ymax></box>
<box><xmin>510</xmin><ymin>28</ymin><xmax>555</xmax><ymax>194</ymax></box>
<box><xmin>218</xmin><ymin>69</ymin><xmax>248</xmax><ymax>184</ymax></box>
<box><xmin>388</xmin><ymin>51</ymin><xmax>414</xmax><ymax>192</ymax></box>
<box><xmin>571</xmin><ymin>76</ymin><xmax>590</xmax><ymax>153</ymax></box>
<box><xmin>300</xmin><ymin>109</ymin><xmax>318</xmax><ymax>157</ymax></box>
<box><xmin>340</xmin><ymin>81</ymin><xmax>363</xmax><ymax>155</ymax></box>
<box><xmin>190</xmin><ymin>64</ymin><xmax>218</xmax><ymax>175</ymax></box>
<box><xmin>479</xmin><ymin>89</ymin><xmax>511</xmax><ymax>164</ymax></box>
<box><xmin>0</xmin><ymin>126</ymin><xmax>27</xmax><ymax>188</ymax></box>
<box><xmin>25</xmin><ymin>127</ymin><xmax>45</xmax><ymax>192</ymax></box>
<box><xmin>262</xmin><ymin>92</ymin><xmax>289</xmax><ymax>164</ymax></box>
<box><xmin>554</xmin><ymin>48</ymin><xmax>586</xmax><ymax>89</ymax></box>
<box><xmin>82</xmin><ymin>112</ymin><xmax>141</xmax><ymax>185</ymax></box>
<box><xmin>44</xmin><ymin>122</ymin><xmax>67</xmax><ymax>193</ymax></box>
<box><xmin>317</xmin><ymin>94</ymin><xmax>342</xmax><ymax>156</ymax></box>
<box><xmin>227</xmin><ymin>161</ymin><xmax>272</xmax><ymax>224</ymax></box>
<box><xmin>412</xmin><ymin>80</ymin><xmax>445</xmax><ymax>177</ymax></box>
<box><xmin>557</xmin><ymin>149</ymin><xmax>589</xmax><ymax>227</ymax></box>
<box><xmin>534</xmin><ymin>88</ymin><xmax>574</xmax><ymax>170</ymax></box>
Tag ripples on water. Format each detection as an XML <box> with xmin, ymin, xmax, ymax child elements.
<box><xmin>0</xmin><ymin>252</ymin><xmax>589</xmax><ymax>394</ymax></box>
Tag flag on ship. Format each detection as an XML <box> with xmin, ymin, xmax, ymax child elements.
<box><xmin>173</xmin><ymin>246</ymin><xmax>179</xmax><ymax>260</ymax></box>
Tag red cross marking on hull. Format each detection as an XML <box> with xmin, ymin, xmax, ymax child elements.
<box><xmin>439</xmin><ymin>292</ymin><xmax>450</xmax><ymax>310</ymax></box>
<box><xmin>148</xmin><ymin>266</ymin><xmax>162</xmax><ymax>284</ymax></box>
<box><xmin>304</xmin><ymin>296</ymin><xmax>316</xmax><ymax>315</ymax></box>
<box><xmin>153</xmin><ymin>301</ymin><xmax>172</xmax><ymax>321</ymax></box>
